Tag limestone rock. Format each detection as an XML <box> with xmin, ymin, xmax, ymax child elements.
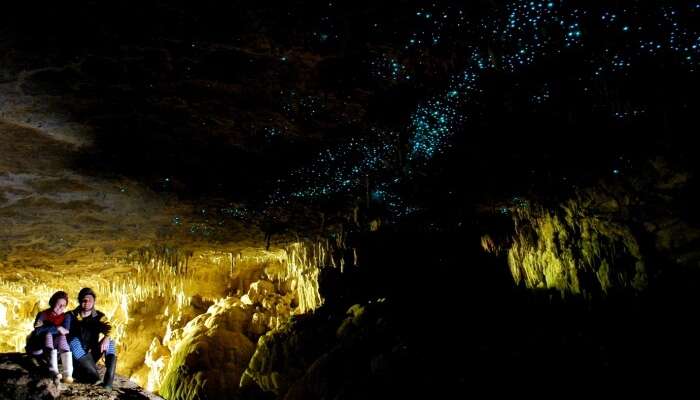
<box><xmin>0</xmin><ymin>352</ymin><xmax>163</xmax><ymax>400</ymax></box>
<box><xmin>159</xmin><ymin>297</ymin><xmax>256</xmax><ymax>400</ymax></box>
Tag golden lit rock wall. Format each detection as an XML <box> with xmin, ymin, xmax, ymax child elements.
<box><xmin>0</xmin><ymin>241</ymin><xmax>331</xmax><ymax>398</ymax></box>
<box><xmin>503</xmin><ymin>199</ymin><xmax>647</xmax><ymax>295</ymax></box>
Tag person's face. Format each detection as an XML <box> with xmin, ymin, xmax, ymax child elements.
<box><xmin>52</xmin><ymin>298</ymin><xmax>67</xmax><ymax>315</ymax></box>
<box><xmin>80</xmin><ymin>295</ymin><xmax>95</xmax><ymax>312</ymax></box>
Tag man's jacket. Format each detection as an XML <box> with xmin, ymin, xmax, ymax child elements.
<box><xmin>68</xmin><ymin>307</ymin><xmax>112</xmax><ymax>353</ymax></box>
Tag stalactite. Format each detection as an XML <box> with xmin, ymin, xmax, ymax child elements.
<box><xmin>504</xmin><ymin>199</ymin><xmax>647</xmax><ymax>296</ymax></box>
<box><xmin>0</xmin><ymin>238</ymin><xmax>350</xmax><ymax>398</ymax></box>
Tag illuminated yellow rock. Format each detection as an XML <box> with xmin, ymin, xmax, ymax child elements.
<box><xmin>159</xmin><ymin>297</ymin><xmax>256</xmax><ymax>400</ymax></box>
<box><xmin>505</xmin><ymin>198</ymin><xmax>647</xmax><ymax>296</ymax></box>
<box><xmin>0</xmin><ymin>241</ymin><xmax>331</xmax><ymax>399</ymax></box>
<box><xmin>0</xmin><ymin>119</ymin><xmax>336</xmax><ymax>399</ymax></box>
<box><xmin>144</xmin><ymin>337</ymin><xmax>171</xmax><ymax>392</ymax></box>
<box><xmin>336</xmin><ymin>304</ymin><xmax>366</xmax><ymax>339</ymax></box>
<box><xmin>247</xmin><ymin>280</ymin><xmax>276</xmax><ymax>303</ymax></box>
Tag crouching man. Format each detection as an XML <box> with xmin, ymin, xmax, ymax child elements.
<box><xmin>68</xmin><ymin>287</ymin><xmax>118</xmax><ymax>391</ymax></box>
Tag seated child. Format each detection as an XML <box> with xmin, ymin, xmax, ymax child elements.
<box><xmin>26</xmin><ymin>291</ymin><xmax>74</xmax><ymax>383</ymax></box>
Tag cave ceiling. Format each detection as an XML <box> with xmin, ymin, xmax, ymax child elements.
<box><xmin>1</xmin><ymin>1</ymin><xmax>698</xmax><ymax>269</ymax></box>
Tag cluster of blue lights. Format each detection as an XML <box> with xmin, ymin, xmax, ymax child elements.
<box><xmin>265</xmin><ymin>1</ymin><xmax>700</xmax><ymax>222</ymax></box>
<box><xmin>530</xmin><ymin>84</ymin><xmax>551</xmax><ymax>105</ymax></box>
<box><xmin>281</xmin><ymin>129</ymin><xmax>399</xmax><ymax>200</ymax></box>
<box><xmin>408</xmin><ymin>64</ymin><xmax>482</xmax><ymax>161</ymax></box>
<box><xmin>497</xmin><ymin>0</ymin><xmax>563</xmax><ymax>71</ymax></box>
<box><xmin>613</xmin><ymin>109</ymin><xmax>646</xmax><ymax>120</ymax></box>
<box><xmin>407</xmin><ymin>1</ymin><xmax>700</xmax><ymax>162</ymax></box>
<box><xmin>370</xmin><ymin>55</ymin><xmax>411</xmax><ymax>82</ymax></box>
<box><xmin>409</xmin><ymin>92</ymin><xmax>464</xmax><ymax>160</ymax></box>
<box><xmin>371</xmin><ymin>182</ymin><xmax>420</xmax><ymax>221</ymax></box>
<box><xmin>407</xmin><ymin>5</ymin><xmax>468</xmax><ymax>49</ymax></box>
<box><xmin>220</xmin><ymin>206</ymin><xmax>248</xmax><ymax>218</ymax></box>
<box><xmin>188</xmin><ymin>222</ymin><xmax>214</xmax><ymax>237</ymax></box>
<box><xmin>265</xmin><ymin>126</ymin><xmax>282</xmax><ymax>139</ymax></box>
<box><xmin>592</xmin><ymin>4</ymin><xmax>700</xmax><ymax>74</ymax></box>
<box><xmin>281</xmin><ymin>90</ymin><xmax>326</xmax><ymax>120</ymax></box>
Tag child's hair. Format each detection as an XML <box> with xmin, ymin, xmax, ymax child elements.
<box><xmin>48</xmin><ymin>291</ymin><xmax>69</xmax><ymax>308</ymax></box>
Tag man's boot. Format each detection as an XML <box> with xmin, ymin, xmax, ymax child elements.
<box><xmin>48</xmin><ymin>349</ymin><xmax>62</xmax><ymax>380</ymax></box>
<box><xmin>76</xmin><ymin>354</ymin><xmax>100</xmax><ymax>383</ymax></box>
<box><xmin>101</xmin><ymin>354</ymin><xmax>117</xmax><ymax>391</ymax></box>
<box><xmin>60</xmin><ymin>351</ymin><xmax>74</xmax><ymax>383</ymax></box>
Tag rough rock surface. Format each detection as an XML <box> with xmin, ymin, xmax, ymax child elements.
<box><xmin>0</xmin><ymin>352</ymin><xmax>163</xmax><ymax>400</ymax></box>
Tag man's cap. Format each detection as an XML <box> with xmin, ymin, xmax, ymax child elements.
<box><xmin>78</xmin><ymin>287</ymin><xmax>96</xmax><ymax>302</ymax></box>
